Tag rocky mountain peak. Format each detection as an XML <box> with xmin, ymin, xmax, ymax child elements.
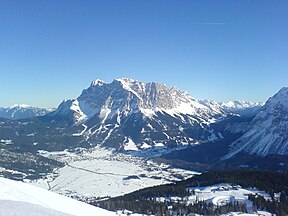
<box><xmin>90</xmin><ymin>79</ymin><xmax>105</xmax><ymax>87</ymax></box>
<box><xmin>76</xmin><ymin>78</ymin><xmax>227</xmax><ymax>116</ymax></box>
<box><xmin>46</xmin><ymin>78</ymin><xmax>229</xmax><ymax>150</ymax></box>
<box><xmin>80</xmin><ymin>78</ymin><xmax>185</xmax><ymax>113</ymax></box>
<box><xmin>9</xmin><ymin>104</ymin><xmax>32</xmax><ymax>109</ymax></box>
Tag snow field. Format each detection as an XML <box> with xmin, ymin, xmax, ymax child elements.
<box><xmin>0</xmin><ymin>177</ymin><xmax>116</xmax><ymax>216</ymax></box>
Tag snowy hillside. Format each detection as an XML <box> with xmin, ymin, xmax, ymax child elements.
<box><xmin>47</xmin><ymin>78</ymin><xmax>228</xmax><ymax>150</ymax></box>
<box><xmin>0</xmin><ymin>104</ymin><xmax>53</xmax><ymax>120</ymax></box>
<box><xmin>97</xmin><ymin>169</ymin><xmax>283</xmax><ymax>216</ymax></box>
<box><xmin>157</xmin><ymin>183</ymin><xmax>271</xmax><ymax>214</ymax></box>
<box><xmin>0</xmin><ymin>177</ymin><xmax>116</xmax><ymax>216</ymax></box>
<box><xmin>225</xmin><ymin>87</ymin><xmax>288</xmax><ymax>158</ymax></box>
<box><xmin>219</xmin><ymin>101</ymin><xmax>263</xmax><ymax>117</ymax></box>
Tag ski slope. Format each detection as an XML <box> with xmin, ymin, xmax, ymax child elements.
<box><xmin>0</xmin><ymin>177</ymin><xmax>116</xmax><ymax>216</ymax></box>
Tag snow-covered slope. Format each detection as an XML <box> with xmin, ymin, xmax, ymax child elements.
<box><xmin>0</xmin><ymin>177</ymin><xmax>116</xmax><ymax>216</ymax></box>
<box><xmin>0</xmin><ymin>200</ymin><xmax>72</xmax><ymax>216</ymax></box>
<box><xmin>156</xmin><ymin>183</ymin><xmax>271</xmax><ymax>213</ymax></box>
<box><xmin>219</xmin><ymin>101</ymin><xmax>263</xmax><ymax>117</ymax></box>
<box><xmin>48</xmin><ymin>78</ymin><xmax>228</xmax><ymax>150</ymax></box>
<box><xmin>225</xmin><ymin>87</ymin><xmax>288</xmax><ymax>158</ymax></box>
<box><xmin>151</xmin><ymin>183</ymin><xmax>273</xmax><ymax>216</ymax></box>
<box><xmin>0</xmin><ymin>104</ymin><xmax>53</xmax><ymax>120</ymax></box>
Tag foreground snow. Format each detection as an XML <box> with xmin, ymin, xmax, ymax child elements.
<box><xmin>0</xmin><ymin>200</ymin><xmax>72</xmax><ymax>216</ymax></box>
<box><xmin>0</xmin><ymin>177</ymin><xmax>116</xmax><ymax>216</ymax></box>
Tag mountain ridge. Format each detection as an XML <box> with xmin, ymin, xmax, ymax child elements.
<box><xmin>219</xmin><ymin>100</ymin><xmax>263</xmax><ymax>117</ymax></box>
<box><xmin>46</xmin><ymin>78</ymin><xmax>230</xmax><ymax>150</ymax></box>
<box><xmin>224</xmin><ymin>87</ymin><xmax>288</xmax><ymax>158</ymax></box>
<box><xmin>0</xmin><ymin>104</ymin><xmax>53</xmax><ymax>120</ymax></box>
<box><xmin>50</xmin><ymin>78</ymin><xmax>228</xmax><ymax>122</ymax></box>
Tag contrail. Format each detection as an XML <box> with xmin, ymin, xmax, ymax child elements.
<box><xmin>195</xmin><ymin>22</ymin><xmax>226</xmax><ymax>25</ymax></box>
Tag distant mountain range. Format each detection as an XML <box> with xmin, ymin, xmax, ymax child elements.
<box><xmin>219</xmin><ymin>101</ymin><xmax>263</xmax><ymax>117</ymax></box>
<box><xmin>0</xmin><ymin>78</ymin><xmax>287</xmax><ymax>182</ymax></box>
<box><xmin>0</xmin><ymin>104</ymin><xmax>53</xmax><ymax>120</ymax></box>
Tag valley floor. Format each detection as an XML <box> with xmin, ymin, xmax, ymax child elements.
<box><xmin>30</xmin><ymin>147</ymin><xmax>196</xmax><ymax>199</ymax></box>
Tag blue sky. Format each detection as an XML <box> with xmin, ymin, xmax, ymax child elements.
<box><xmin>0</xmin><ymin>0</ymin><xmax>287</xmax><ymax>108</ymax></box>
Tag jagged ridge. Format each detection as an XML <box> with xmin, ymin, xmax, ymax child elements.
<box><xmin>48</xmin><ymin>78</ymin><xmax>229</xmax><ymax>150</ymax></box>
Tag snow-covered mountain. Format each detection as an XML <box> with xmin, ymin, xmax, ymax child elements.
<box><xmin>0</xmin><ymin>177</ymin><xmax>116</xmax><ymax>216</ymax></box>
<box><xmin>48</xmin><ymin>78</ymin><xmax>229</xmax><ymax>150</ymax></box>
<box><xmin>225</xmin><ymin>87</ymin><xmax>288</xmax><ymax>158</ymax></box>
<box><xmin>52</xmin><ymin>78</ymin><xmax>226</xmax><ymax>123</ymax></box>
<box><xmin>0</xmin><ymin>104</ymin><xmax>53</xmax><ymax>120</ymax></box>
<box><xmin>219</xmin><ymin>101</ymin><xmax>263</xmax><ymax>117</ymax></box>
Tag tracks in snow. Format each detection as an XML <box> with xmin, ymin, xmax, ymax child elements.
<box><xmin>66</xmin><ymin>164</ymin><xmax>127</xmax><ymax>177</ymax></box>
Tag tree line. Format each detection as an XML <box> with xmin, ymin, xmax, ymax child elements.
<box><xmin>90</xmin><ymin>169</ymin><xmax>288</xmax><ymax>215</ymax></box>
